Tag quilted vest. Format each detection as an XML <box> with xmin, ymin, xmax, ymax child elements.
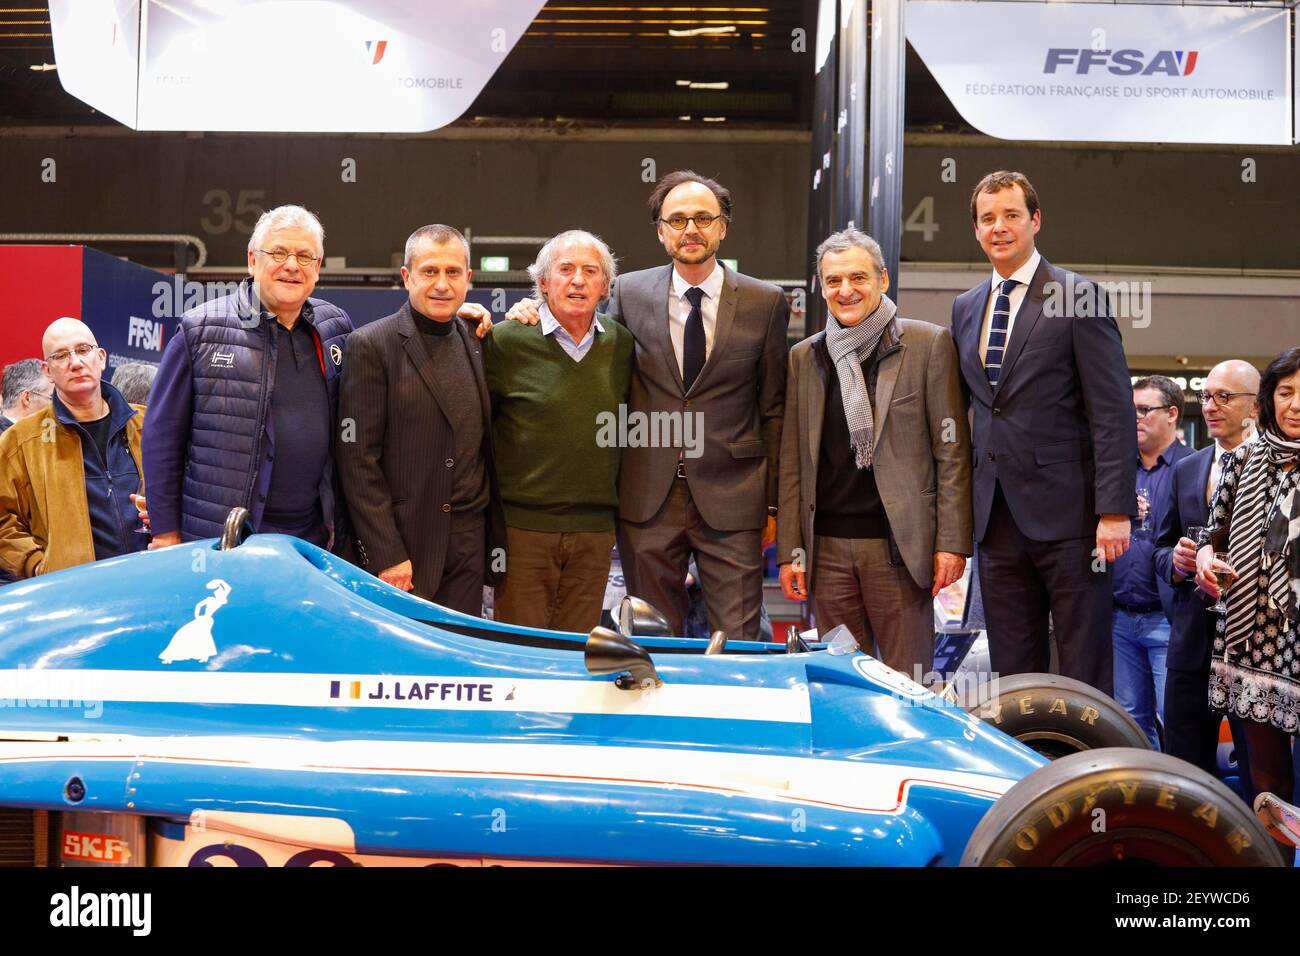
<box><xmin>177</xmin><ymin>279</ymin><xmax>351</xmax><ymax>540</ymax></box>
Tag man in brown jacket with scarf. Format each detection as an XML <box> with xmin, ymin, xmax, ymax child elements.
<box><xmin>0</xmin><ymin>318</ymin><xmax>146</xmax><ymax>578</ymax></box>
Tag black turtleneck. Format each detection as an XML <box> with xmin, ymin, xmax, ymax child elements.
<box><xmin>413</xmin><ymin>310</ymin><xmax>490</xmax><ymax>520</ymax></box>
<box><xmin>814</xmin><ymin>343</ymin><xmax>889</xmax><ymax>539</ymax></box>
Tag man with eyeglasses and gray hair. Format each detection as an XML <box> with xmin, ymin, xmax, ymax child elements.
<box><xmin>144</xmin><ymin>204</ymin><xmax>353</xmax><ymax>551</ymax></box>
<box><xmin>0</xmin><ymin>319</ymin><xmax>145</xmax><ymax>579</ymax></box>
<box><xmin>1</xmin><ymin>358</ymin><xmax>52</xmax><ymax>434</ymax></box>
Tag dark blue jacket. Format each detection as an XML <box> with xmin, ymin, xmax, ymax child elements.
<box><xmin>1153</xmin><ymin>446</ymin><xmax>1217</xmax><ymax>670</ymax></box>
<box><xmin>951</xmin><ymin>257</ymin><xmax>1137</xmax><ymax>542</ymax></box>
<box><xmin>55</xmin><ymin>382</ymin><xmax>147</xmax><ymax>563</ymax></box>
<box><xmin>143</xmin><ymin>279</ymin><xmax>352</xmax><ymax>541</ymax></box>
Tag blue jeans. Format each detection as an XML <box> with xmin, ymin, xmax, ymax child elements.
<box><xmin>1112</xmin><ymin>608</ymin><xmax>1170</xmax><ymax>750</ymax></box>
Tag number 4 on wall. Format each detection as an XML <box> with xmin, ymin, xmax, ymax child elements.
<box><xmin>904</xmin><ymin>196</ymin><xmax>939</xmax><ymax>242</ymax></box>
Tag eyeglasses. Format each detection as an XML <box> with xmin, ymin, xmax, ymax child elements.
<box><xmin>1196</xmin><ymin>390</ymin><xmax>1253</xmax><ymax>407</ymax></box>
<box><xmin>27</xmin><ymin>389</ymin><xmax>52</xmax><ymax>401</ymax></box>
<box><xmin>256</xmin><ymin>248</ymin><xmax>319</xmax><ymax>267</ymax></box>
<box><xmin>1135</xmin><ymin>404</ymin><xmax>1174</xmax><ymax>419</ymax></box>
<box><xmin>45</xmin><ymin>343</ymin><xmax>98</xmax><ymax>366</ymax></box>
<box><xmin>658</xmin><ymin>213</ymin><xmax>723</xmax><ymax>231</ymax></box>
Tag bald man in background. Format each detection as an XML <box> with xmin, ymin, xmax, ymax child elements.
<box><xmin>0</xmin><ymin>318</ymin><xmax>146</xmax><ymax>578</ymax></box>
<box><xmin>1153</xmin><ymin>359</ymin><xmax>1260</xmax><ymax>775</ymax></box>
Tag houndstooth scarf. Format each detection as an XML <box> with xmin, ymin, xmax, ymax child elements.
<box><xmin>824</xmin><ymin>294</ymin><xmax>897</xmax><ymax>469</ymax></box>
<box><xmin>1260</xmin><ymin>431</ymin><xmax>1300</xmax><ymax>621</ymax></box>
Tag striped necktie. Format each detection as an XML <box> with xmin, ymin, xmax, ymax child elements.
<box><xmin>984</xmin><ymin>277</ymin><xmax>1018</xmax><ymax>387</ymax></box>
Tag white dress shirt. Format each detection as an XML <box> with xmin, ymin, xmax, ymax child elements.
<box><xmin>539</xmin><ymin>302</ymin><xmax>603</xmax><ymax>363</ymax></box>
<box><xmin>668</xmin><ymin>261</ymin><xmax>724</xmax><ymax>379</ymax></box>
<box><xmin>979</xmin><ymin>249</ymin><xmax>1042</xmax><ymax>365</ymax></box>
<box><xmin>1208</xmin><ymin>433</ymin><xmax>1255</xmax><ymax>505</ymax></box>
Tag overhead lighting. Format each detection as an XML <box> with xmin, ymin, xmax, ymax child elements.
<box><xmin>668</xmin><ymin>25</ymin><xmax>737</xmax><ymax>37</ymax></box>
<box><xmin>675</xmin><ymin>80</ymin><xmax>730</xmax><ymax>90</ymax></box>
<box><xmin>29</xmin><ymin>63</ymin><xmax>57</xmax><ymax>72</ymax></box>
<box><xmin>702</xmin><ymin>116</ymin><xmax>727</xmax><ymax>123</ymax></box>
<box><xmin>677</xmin><ymin>115</ymin><xmax>692</xmax><ymax>121</ymax></box>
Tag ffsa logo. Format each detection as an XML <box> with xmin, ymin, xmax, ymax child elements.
<box><xmin>1044</xmin><ymin>49</ymin><xmax>1199</xmax><ymax>77</ymax></box>
<box><xmin>365</xmin><ymin>39</ymin><xmax>388</xmax><ymax>65</ymax></box>
<box><xmin>126</xmin><ymin>316</ymin><xmax>162</xmax><ymax>351</ymax></box>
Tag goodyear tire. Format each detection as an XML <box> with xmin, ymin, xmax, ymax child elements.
<box><xmin>963</xmin><ymin>673</ymin><xmax>1150</xmax><ymax>759</ymax></box>
<box><xmin>962</xmin><ymin>748</ymin><xmax>1283</xmax><ymax>866</ymax></box>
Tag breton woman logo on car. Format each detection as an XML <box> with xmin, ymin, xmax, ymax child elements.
<box><xmin>159</xmin><ymin>580</ymin><xmax>232</xmax><ymax>664</ymax></box>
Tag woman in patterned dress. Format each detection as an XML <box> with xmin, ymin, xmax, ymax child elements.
<box><xmin>1196</xmin><ymin>347</ymin><xmax>1300</xmax><ymax>803</ymax></box>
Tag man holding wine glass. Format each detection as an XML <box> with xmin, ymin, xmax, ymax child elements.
<box><xmin>1112</xmin><ymin>375</ymin><xmax>1193</xmax><ymax>748</ymax></box>
<box><xmin>1155</xmin><ymin>359</ymin><xmax>1260</xmax><ymax>776</ymax></box>
<box><xmin>0</xmin><ymin>318</ymin><xmax>147</xmax><ymax>578</ymax></box>
<box><xmin>1195</xmin><ymin>348</ymin><xmax>1300</xmax><ymax>811</ymax></box>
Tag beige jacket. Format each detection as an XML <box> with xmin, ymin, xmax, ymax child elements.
<box><xmin>0</xmin><ymin>403</ymin><xmax>145</xmax><ymax>577</ymax></box>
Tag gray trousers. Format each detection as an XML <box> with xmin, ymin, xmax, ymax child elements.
<box><xmin>617</xmin><ymin>477</ymin><xmax>764</xmax><ymax>640</ymax></box>
<box><xmin>813</xmin><ymin>534</ymin><xmax>934</xmax><ymax>678</ymax></box>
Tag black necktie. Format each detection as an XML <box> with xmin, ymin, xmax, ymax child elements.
<box><xmin>984</xmin><ymin>278</ymin><xmax>1018</xmax><ymax>387</ymax></box>
<box><xmin>683</xmin><ymin>286</ymin><xmax>706</xmax><ymax>390</ymax></box>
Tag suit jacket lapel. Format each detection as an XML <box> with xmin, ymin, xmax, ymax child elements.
<box><xmin>690</xmin><ymin>264</ymin><xmax>738</xmax><ymax>395</ymax></box>
<box><xmin>957</xmin><ymin>285</ymin><xmax>994</xmax><ymax>404</ymax></box>
<box><xmin>807</xmin><ymin>335</ymin><xmax>829</xmax><ymax>469</ymax></box>
<box><xmin>647</xmin><ymin>265</ymin><xmax>685</xmax><ymax>395</ymax></box>
<box><xmin>996</xmin><ymin>257</ymin><xmax>1049</xmax><ymax>389</ymax></box>
<box><xmin>873</xmin><ymin>331</ymin><xmax>905</xmax><ymax>442</ymax></box>
<box><xmin>1196</xmin><ymin>446</ymin><xmax>1215</xmax><ymax>511</ymax></box>
<box><xmin>399</xmin><ymin>303</ymin><xmax>455</xmax><ymax>418</ymax></box>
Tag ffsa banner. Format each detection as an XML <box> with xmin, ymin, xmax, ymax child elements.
<box><xmin>49</xmin><ymin>0</ymin><xmax>546</xmax><ymax>132</ymax></box>
<box><xmin>906</xmin><ymin>1</ymin><xmax>1292</xmax><ymax>146</ymax></box>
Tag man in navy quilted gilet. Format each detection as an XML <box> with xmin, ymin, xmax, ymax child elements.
<box><xmin>144</xmin><ymin>204</ymin><xmax>353</xmax><ymax>550</ymax></box>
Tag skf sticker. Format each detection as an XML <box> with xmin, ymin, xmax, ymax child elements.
<box><xmin>62</xmin><ymin>831</ymin><xmax>130</xmax><ymax>864</ymax></box>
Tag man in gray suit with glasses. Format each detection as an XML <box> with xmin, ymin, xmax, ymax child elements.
<box><xmin>500</xmin><ymin>171</ymin><xmax>789</xmax><ymax>639</ymax></box>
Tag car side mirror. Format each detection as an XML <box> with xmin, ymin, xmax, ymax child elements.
<box><xmin>617</xmin><ymin>595</ymin><xmax>673</xmax><ymax>638</ymax></box>
<box><xmin>586</xmin><ymin>627</ymin><xmax>662</xmax><ymax>690</ymax></box>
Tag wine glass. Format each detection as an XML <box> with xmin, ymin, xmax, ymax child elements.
<box><xmin>1209</xmin><ymin>551</ymin><xmax>1237</xmax><ymax>615</ymax></box>
<box><xmin>131</xmin><ymin>480</ymin><xmax>149</xmax><ymax>535</ymax></box>
<box><xmin>1135</xmin><ymin>485</ymin><xmax>1151</xmax><ymax>534</ymax></box>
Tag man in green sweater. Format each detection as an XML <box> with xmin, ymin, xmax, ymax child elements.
<box><xmin>483</xmin><ymin>230</ymin><xmax>634</xmax><ymax>632</ymax></box>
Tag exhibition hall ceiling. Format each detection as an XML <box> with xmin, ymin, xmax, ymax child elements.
<box><xmin>0</xmin><ymin>1</ymin><xmax>964</xmax><ymax>130</ymax></box>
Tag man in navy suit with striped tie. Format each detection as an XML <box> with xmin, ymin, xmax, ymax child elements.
<box><xmin>950</xmin><ymin>171</ymin><xmax>1136</xmax><ymax>695</ymax></box>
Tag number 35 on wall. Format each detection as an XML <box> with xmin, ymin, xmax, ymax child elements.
<box><xmin>200</xmin><ymin>189</ymin><xmax>266</xmax><ymax>236</ymax></box>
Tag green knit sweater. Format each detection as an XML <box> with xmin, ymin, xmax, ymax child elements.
<box><xmin>482</xmin><ymin>315</ymin><xmax>634</xmax><ymax>532</ymax></box>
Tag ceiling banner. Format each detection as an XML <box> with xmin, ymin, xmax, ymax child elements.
<box><xmin>49</xmin><ymin>0</ymin><xmax>546</xmax><ymax>132</ymax></box>
<box><xmin>906</xmin><ymin>1</ymin><xmax>1292</xmax><ymax>146</ymax></box>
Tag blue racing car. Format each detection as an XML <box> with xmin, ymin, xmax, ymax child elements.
<box><xmin>0</xmin><ymin>514</ymin><xmax>1284</xmax><ymax>867</ymax></box>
